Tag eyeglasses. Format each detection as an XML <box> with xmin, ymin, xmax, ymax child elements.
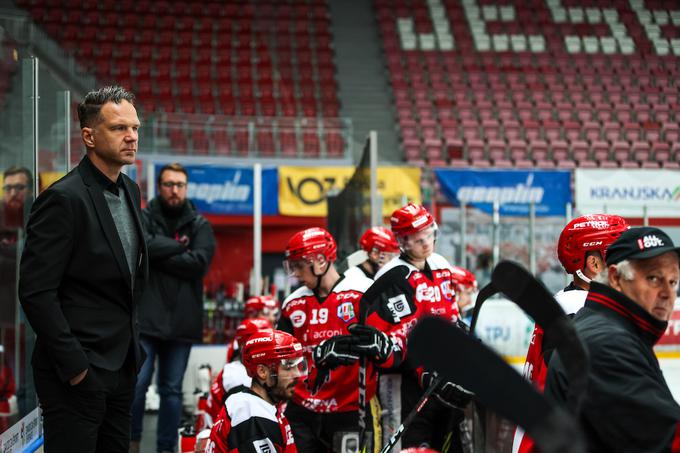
<box><xmin>160</xmin><ymin>182</ymin><xmax>187</xmax><ymax>189</ymax></box>
<box><xmin>2</xmin><ymin>184</ymin><xmax>27</xmax><ymax>193</ymax></box>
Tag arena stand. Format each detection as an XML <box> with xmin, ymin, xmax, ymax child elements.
<box><xmin>375</xmin><ymin>0</ymin><xmax>680</xmax><ymax>169</ymax></box>
<box><xmin>16</xmin><ymin>0</ymin><xmax>348</xmax><ymax>158</ymax></box>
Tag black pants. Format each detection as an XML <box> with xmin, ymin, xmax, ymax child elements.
<box><xmin>286</xmin><ymin>401</ymin><xmax>372</xmax><ymax>452</ymax></box>
<box><xmin>400</xmin><ymin>373</ymin><xmax>464</xmax><ymax>452</ymax></box>
<box><xmin>33</xmin><ymin>355</ymin><xmax>136</xmax><ymax>453</ymax></box>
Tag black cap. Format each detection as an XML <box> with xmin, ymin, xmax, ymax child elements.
<box><xmin>606</xmin><ymin>227</ymin><xmax>680</xmax><ymax>266</ymax></box>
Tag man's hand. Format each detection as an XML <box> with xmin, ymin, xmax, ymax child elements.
<box><xmin>421</xmin><ymin>371</ymin><xmax>474</xmax><ymax>409</ymax></box>
<box><xmin>348</xmin><ymin>323</ymin><xmax>393</xmax><ymax>364</ymax></box>
<box><xmin>69</xmin><ymin>369</ymin><xmax>88</xmax><ymax>386</ymax></box>
<box><xmin>312</xmin><ymin>335</ymin><xmax>360</xmax><ymax>369</ymax></box>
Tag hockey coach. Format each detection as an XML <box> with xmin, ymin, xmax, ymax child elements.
<box><xmin>546</xmin><ymin>226</ymin><xmax>680</xmax><ymax>452</ymax></box>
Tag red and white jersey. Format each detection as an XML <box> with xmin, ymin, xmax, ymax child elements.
<box><xmin>362</xmin><ymin>253</ymin><xmax>460</xmax><ymax>366</ymax></box>
<box><xmin>206</xmin><ymin>361</ymin><xmax>252</xmax><ymax>423</ymax></box>
<box><xmin>205</xmin><ymin>387</ymin><xmax>296</xmax><ymax>453</ymax></box>
<box><xmin>512</xmin><ymin>284</ymin><xmax>587</xmax><ymax>453</ymax></box>
<box><xmin>279</xmin><ymin>273</ymin><xmax>374</xmax><ymax>413</ymax></box>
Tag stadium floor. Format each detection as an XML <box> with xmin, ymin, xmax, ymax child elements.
<box><xmin>140</xmin><ymin>413</ymin><xmax>158</xmax><ymax>452</ymax></box>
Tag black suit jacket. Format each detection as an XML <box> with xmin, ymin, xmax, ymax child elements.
<box><xmin>19</xmin><ymin>156</ymin><xmax>148</xmax><ymax>383</ymax></box>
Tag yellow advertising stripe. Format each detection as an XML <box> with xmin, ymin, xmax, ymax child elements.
<box><xmin>278</xmin><ymin>166</ymin><xmax>422</xmax><ymax>217</ymax></box>
<box><xmin>502</xmin><ymin>350</ymin><xmax>680</xmax><ymax>364</ymax></box>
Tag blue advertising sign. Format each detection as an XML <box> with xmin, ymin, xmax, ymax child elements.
<box><xmin>156</xmin><ymin>164</ymin><xmax>278</xmax><ymax>215</ymax></box>
<box><xmin>434</xmin><ymin>169</ymin><xmax>572</xmax><ymax>217</ymax></box>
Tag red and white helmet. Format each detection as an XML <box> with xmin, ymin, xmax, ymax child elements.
<box><xmin>557</xmin><ymin>214</ymin><xmax>628</xmax><ymax>276</ymax></box>
<box><xmin>244</xmin><ymin>295</ymin><xmax>280</xmax><ymax>319</ymax></box>
<box><xmin>284</xmin><ymin>227</ymin><xmax>337</xmax><ymax>275</ymax></box>
<box><xmin>360</xmin><ymin>226</ymin><xmax>400</xmax><ymax>253</ymax></box>
<box><xmin>450</xmin><ymin>265</ymin><xmax>477</xmax><ymax>293</ymax></box>
<box><xmin>285</xmin><ymin>227</ymin><xmax>337</xmax><ymax>262</ymax></box>
<box><xmin>242</xmin><ymin>329</ymin><xmax>307</xmax><ymax>378</ymax></box>
<box><xmin>390</xmin><ymin>203</ymin><xmax>436</xmax><ymax>238</ymax></box>
<box><xmin>235</xmin><ymin>317</ymin><xmax>272</xmax><ymax>348</ymax></box>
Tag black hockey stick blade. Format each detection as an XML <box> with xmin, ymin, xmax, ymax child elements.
<box><xmin>490</xmin><ymin>260</ymin><xmax>589</xmax><ymax>414</ymax></box>
<box><xmin>491</xmin><ymin>261</ymin><xmax>563</xmax><ymax>332</ymax></box>
<box><xmin>468</xmin><ymin>282</ymin><xmax>499</xmax><ymax>337</ymax></box>
<box><xmin>409</xmin><ymin>317</ymin><xmax>586</xmax><ymax>453</ymax></box>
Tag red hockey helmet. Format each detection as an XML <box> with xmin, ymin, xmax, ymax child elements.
<box><xmin>284</xmin><ymin>227</ymin><xmax>337</xmax><ymax>274</ymax></box>
<box><xmin>244</xmin><ymin>295</ymin><xmax>280</xmax><ymax>318</ymax></box>
<box><xmin>450</xmin><ymin>265</ymin><xmax>477</xmax><ymax>292</ymax></box>
<box><xmin>360</xmin><ymin>226</ymin><xmax>400</xmax><ymax>253</ymax></box>
<box><xmin>557</xmin><ymin>214</ymin><xmax>629</xmax><ymax>274</ymax></box>
<box><xmin>400</xmin><ymin>448</ymin><xmax>440</xmax><ymax>453</ymax></box>
<box><xmin>242</xmin><ymin>330</ymin><xmax>307</xmax><ymax>378</ymax></box>
<box><xmin>235</xmin><ymin>317</ymin><xmax>272</xmax><ymax>348</ymax></box>
<box><xmin>390</xmin><ymin>203</ymin><xmax>436</xmax><ymax>238</ymax></box>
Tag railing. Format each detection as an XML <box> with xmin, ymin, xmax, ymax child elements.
<box><xmin>136</xmin><ymin>113</ymin><xmax>354</xmax><ymax>159</ymax></box>
<box><xmin>0</xmin><ymin>6</ymin><xmax>95</xmax><ymax>97</ymax></box>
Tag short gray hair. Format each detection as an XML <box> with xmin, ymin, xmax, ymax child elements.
<box><xmin>594</xmin><ymin>259</ymin><xmax>636</xmax><ymax>285</ymax></box>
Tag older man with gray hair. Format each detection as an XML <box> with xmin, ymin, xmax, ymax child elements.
<box><xmin>545</xmin><ymin>226</ymin><xmax>680</xmax><ymax>452</ymax></box>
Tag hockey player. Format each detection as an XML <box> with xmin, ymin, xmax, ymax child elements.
<box><xmin>450</xmin><ymin>266</ymin><xmax>477</xmax><ymax>323</ymax></box>
<box><xmin>206</xmin><ymin>317</ymin><xmax>273</xmax><ymax>424</ymax></box>
<box><xmin>346</xmin><ymin>226</ymin><xmax>400</xmax><ymax>280</ymax></box>
<box><xmin>278</xmin><ymin>227</ymin><xmax>383</xmax><ymax>451</ymax></box>
<box><xmin>512</xmin><ymin>214</ymin><xmax>628</xmax><ymax>453</ymax></box>
<box><xmin>245</xmin><ymin>295</ymin><xmax>280</xmax><ymax>325</ymax></box>
<box><xmin>205</xmin><ymin>329</ymin><xmax>307</xmax><ymax>453</ymax></box>
<box><xmin>357</xmin><ymin>203</ymin><xmax>471</xmax><ymax>451</ymax></box>
<box><xmin>226</xmin><ymin>295</ymin><xmax>280</xmax><ymax>362</ymax></box>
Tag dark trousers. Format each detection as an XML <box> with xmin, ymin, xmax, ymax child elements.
<box><xmin>33</xmin><ymin>355</ymin><xmax>136</xmax><ymax>453</ymax></box>
<box><xmin>286</xmin><ymin>401</ymin><xmax>371</xmax><ymax>452</ymax></box>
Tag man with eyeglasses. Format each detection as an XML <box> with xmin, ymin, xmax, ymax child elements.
<box><xmin>0</xmin><ymin>167</ymin><xmax>32</xmax><ymax>422</ymax></box>
<box><xmin>130</xmin><ymin>162</ymin><xmax>215</xmax><ymax>453</ymax></box>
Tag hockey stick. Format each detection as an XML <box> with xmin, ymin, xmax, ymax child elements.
<box><xmin>468</xmin><ymin>282</ymin><xmax>498</xmax><ymax>337</ymax></box>
<box><xmin>490</xmin><ymin>260</ymin><xmax>589</xmax><ymax>414</ymax></box>
<box><xmin>379</xmin><ymin>373</ymin><xmax>443</xmax><ymax>453</ymax></box>
<box><xmin>409</xmin><ymin>316</ymin><xmax>585</xmax><ymax>453</ymax></box>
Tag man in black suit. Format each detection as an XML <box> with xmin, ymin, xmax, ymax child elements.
<box><xmin>18</xmin><ymin>86</ymin><xmax>147</xmax><ymax>453</ymax></box>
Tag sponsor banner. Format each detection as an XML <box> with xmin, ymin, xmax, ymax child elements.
<box><xmin>434</xmin><ymin>169</ymin><xmax>572</xmax><ymax>216</ymax></box>
<box><xmin>156</xmin><ymin>165</ymin><xmax>278</xmax><ymax>215</ymax></box>
<box><xmin>0</xmin><ymin>407</ymin><xmax>42</xmax><ymax>453</ymax></box>
<box><xmin>278</xmin><ymin>166</ymin><xmax>421</xmax><ymax>217</ymax></box>
<box><xmin>575</xmin><ymin>169</ymin><xmax>680</xmax><ymax>217</ymax></box>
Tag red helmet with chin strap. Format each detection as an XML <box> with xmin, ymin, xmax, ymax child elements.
<box><xmin>235</xmin><ymin>317</ymin><xmax>272</xmax><ymax>348</ymax></box>
<box><xmin>390</xmin><ymin>203</ymin><xmax>436</xmax><ymax>238</ymax></box>
<box><xmin>242</xmin><ymin>329</ymin><xmax>306</xmax><ymax>378</ymax></box>
<box><xmin>557</xmin><ymin>214</ymin><xmax>628</xmax><ymax>274</ymax></box>
<box><xmin>360</xmin><ymin>226</ymin><xmax>400</xmax><ymax>253</ymax></box>
<box><xmin>285</xmin><ymin>227</ymin><xmax>337</xmax><ymax>263</ymax></box>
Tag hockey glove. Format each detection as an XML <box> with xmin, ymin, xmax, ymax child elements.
<box><xmin>421</xmin><ymin>371</ymin><xmax>474</xmax><ymax>410</ymax></box>
<box><xmin>347</xmin><ymin>323</ymin><xmax>393</xmax><ymax>364</ymax></box>
<box><xmin>312</xmin><ymin>335</ymin><xmax>360</xmax><ymax>370</ymax></box>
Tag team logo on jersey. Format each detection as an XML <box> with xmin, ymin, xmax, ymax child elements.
<box><xmin>337</xmin><ymin>301</ymin><xmax>356</xmax><ymax>322</ymax></box>
<box><xmin>386</xmin><ymin>294</ymin><xmax>412</xmax><ymax>322</ymax></box>
<box><xmin>290</xmin><ymin>310</ymin><xmax>306</xmax><ymax>328</ymax></box>
<box><xmin>253</xmin><ymin>438</ymin><xmax>275</xmax><ymax>453</ymax></box>
<box><xmin>440</xmin><ymin>281</ymin><xmax>455</xmax><ymax>300</ymax></box>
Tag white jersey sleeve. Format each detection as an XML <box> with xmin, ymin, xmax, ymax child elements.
<box><xmin>221</xmin><ymin>361</ymin><xmax>252</xmax><ymax>393</ymax></box>
<box><xmin>553</xmin><ymin>288</ymin><xmax>588</xmax><ymax>315</ymax></box>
